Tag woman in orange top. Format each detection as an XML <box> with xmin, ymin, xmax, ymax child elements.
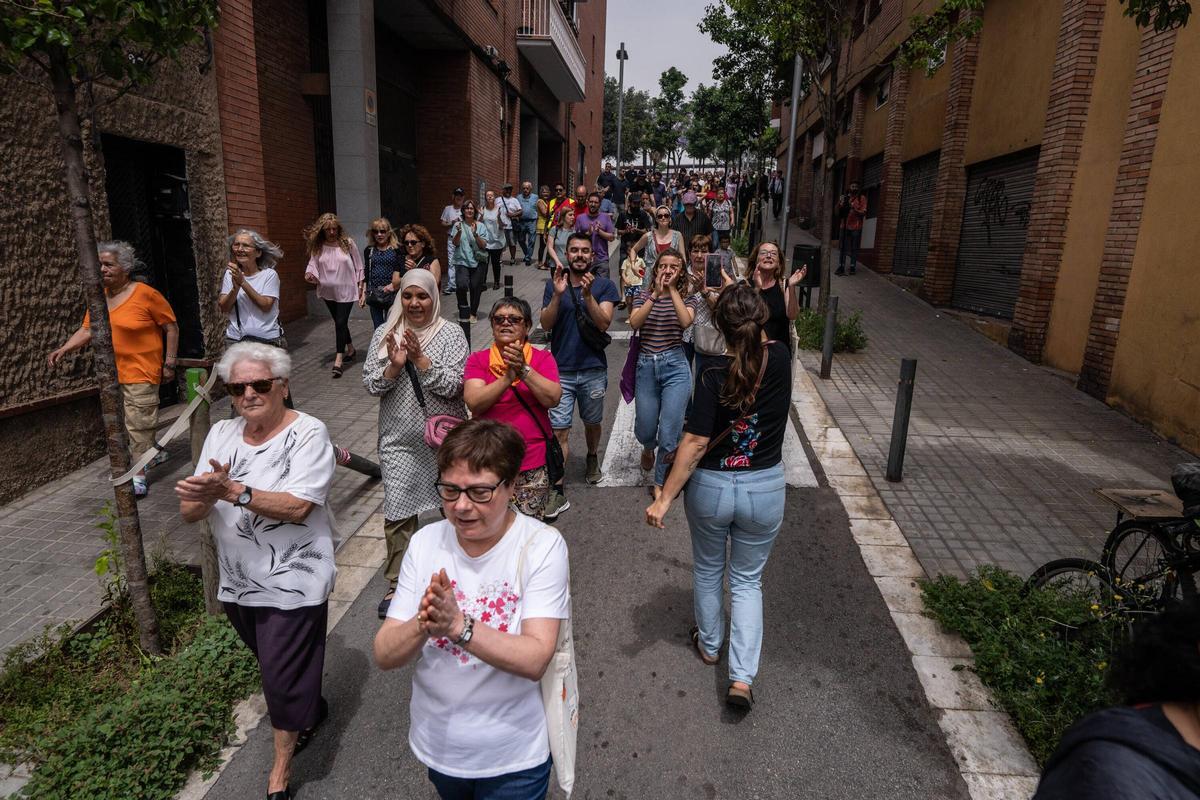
<box><xmin>48</xmin><ymin>241</ymin><xmax>178</xmax><ymax>497</ymax></box>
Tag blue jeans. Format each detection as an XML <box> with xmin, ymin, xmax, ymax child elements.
<box><xmin>428</xmin><ymin>757</ymin><xmax>551</xmax><ymax>800</ymax></box>
<box><xmin>369</xmin><ymin>303</ymin><xmax>389</xmax><ymax>328</ymax></box>
<box><xmin>513</xmin><ymin>220</ymin><xmax>535</xmax><ymax>264</ymax></box>
<box><xmin>634</xmin><ymin>347</ymin><xmax>691</xmax><ymax>486</ymax></box>
<box><xmin>839</xmin><ymin>227</ymin><xmax>862</xmax><ymax>270</ymax></box>
<box><xmin>685</xmin><ymin>463</ymin><xmax>785</xmax><ymax>685</ymax></box>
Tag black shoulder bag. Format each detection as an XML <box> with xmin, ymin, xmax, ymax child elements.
<box><xmin>511</xmin><ymin>383</ymin><xmax>566</xmax><ymax>488</ymax></box>
<box><xmin>571</xmin><ymin>285</ymin><xmax>612</xmax><ymax>351</ymax></box>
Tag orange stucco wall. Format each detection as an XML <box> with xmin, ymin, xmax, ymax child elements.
<box><xmin>1043</xmin><ymin>0</ymin><xmax>1141</xmax><ymax>373</ymax></box>
<box><xmin>964</xmin><ymin>0</ymin><xmax>1062</xmax><ymax>166</ymax></box>
<box><xmin>1106</xmin><ymin>23</ymin><xmax>1200</xmax><ymax>453</ymax></box>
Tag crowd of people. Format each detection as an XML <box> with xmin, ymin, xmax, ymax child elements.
<box><xmin>44</xmin><ymin>162</ymin><xmax>1200</xmax><ymax>800</ymax></box>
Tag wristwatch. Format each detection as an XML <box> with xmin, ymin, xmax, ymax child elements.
<box><xmin>453</xmin><ymin>614</ymin><xmax>476</xmax><ymax>646</ymax></box>
<box><xmin>234</xmin><ymin>486</ymin><xmax>253</xmax><ymax>507</ymax></box>
<box><xmin>519</xmin><ymin>363</ymin><xmax>531</xmax><ymax>380</ymax></box>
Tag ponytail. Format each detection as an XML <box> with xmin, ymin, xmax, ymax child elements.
<box><xmin>713</xmin><ymin>284</ymin><xmax>769</xmax><ymax>415</ymax></box>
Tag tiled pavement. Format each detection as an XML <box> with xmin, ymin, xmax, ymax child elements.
<box><xmin>0</xmin><ymin>261</ymin><xmax>547</xmax><ymax>657</ymax></box>
<box><xmin>790</xmin><ymin>224</ymin><xmax>1192</xmax><ymax>578</ymax></box>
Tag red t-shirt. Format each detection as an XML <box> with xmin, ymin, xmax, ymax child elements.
<box><xmin>463</xmin><ymin>347</ymin><xmax>560</xmax><ymax>472</ymax></box>
<box><xmin>844</xmin><ymin>194</ymin><xmax>867</xmax><ymax>231</ymax></box>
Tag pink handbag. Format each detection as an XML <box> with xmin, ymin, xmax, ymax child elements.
<box><xmin>405</xmin><ymin>361</ymin><xmax>463</xmax><ymax>448</ymax></box>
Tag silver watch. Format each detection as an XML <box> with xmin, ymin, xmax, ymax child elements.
<box><xmin>234</xmin><ymin>486</ymin><xmax>253</xmax><ymax>507</ymax></box>
<box><xmin>454</xmin><ymin>615</ymin><xmax>476</xmax><ymax>646</ymax></box>
<box><xmin>519</xmin><ymin>363</ymin><xmax>531</xmax><ymax>380</ymax></box>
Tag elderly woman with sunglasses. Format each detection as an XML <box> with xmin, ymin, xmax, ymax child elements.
<box><xmin>464</xmin><ymin>298</ymin><xmax>562</xmax><ymax>519</ymax></box>
<box><xmin>177</xmin><ymin>342</ymin><xmax>337</xmax><ymax>800</ymax></box>
<box><xmin>374</xmin><ymin>418</ymin><xmax>570</xmax><ymax>800</ymax></box>
<box><xmin>364</xmin><ymin>269</ymin><xmax>469</xmax><ymax>618</ymax></box>
<box><xmin>363</xmin><ymin>218</ymin><xmax>403</xmax><ymax>328</ymax></box>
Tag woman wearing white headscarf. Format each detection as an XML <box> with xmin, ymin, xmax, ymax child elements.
<box><xmin>364</xmin><ymin>269</ymin><xmax>469</xmax><ymax>617</ymax></box>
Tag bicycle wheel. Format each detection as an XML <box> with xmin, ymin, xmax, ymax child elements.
<box><xmin>1101</xmin><ymin>521</ymin><xmax>1179</xmax><ymax>610</ymax></box>
<box><xmin>1029</xmin><ymin>558</ymin><xmax>1117</xmax><ymax>599</ymax></box>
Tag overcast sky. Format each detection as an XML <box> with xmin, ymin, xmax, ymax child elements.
<box><xmin>602</xmin><ymin>0</ymin><xmax>726</xmax><ymax>95</ymax></box>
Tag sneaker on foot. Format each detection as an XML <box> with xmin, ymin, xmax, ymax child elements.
<box><xmin>543</xmin><ymin>492</ymin><xmax>570</xmax><ymax>521</ymax></box>
<box><xmin>132</xmin><ymin>474</ymin><xmax>148</xmax><ymax>498</ymax></box>
<box><xmin>585</xmin><ymin>453</ymin><xmax>602</xmax><ymax>484</ymax></box>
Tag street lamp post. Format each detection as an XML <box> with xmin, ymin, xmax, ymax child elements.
<box><xmin>615</xmin><ymin>42</ymin><xmax>629</xmax><ymax>168</ymax></box>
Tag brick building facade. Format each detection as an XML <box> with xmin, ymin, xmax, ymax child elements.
<box><xmin>779</xmin><ymin>0</ymin><xmax>1199</xmax><ymax>453</ymax></box>
<box><xmin>0</xmin><ymin>0</ymin><xmax>606</xmax><ymax>500</ymax></box>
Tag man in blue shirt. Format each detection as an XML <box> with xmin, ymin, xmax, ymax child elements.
<box><xmin>515</xmin><ymin>180</ymin><xmax>540</xmax><ymax>267</ymax></box>
<box><xmin>574</xmin><ymin>192</ymin><xmax>617</xmax><ymax>279</ymax></box>
<box><xmin>538</xmin><ymin>232</ymin><xmax>620</xmax><ymax>520</ymax></box>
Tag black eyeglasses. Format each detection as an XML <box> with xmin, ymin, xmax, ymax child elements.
<box><xmin>655</xmin><ymin>213</ymin><xmax>671</xmax><ymax>219</ymax></box>
<box><xmin>435</xmin><ymin>481</ymin><xmax>503</xmax><ymax>503</ymax></box>
<box><xmin>404</xmin><ymin>239</ymin><xmax>421</xmax><ymax>246</ymax></box>
<box><xmin>227</xmin><ymin>377</ymin><xmax>283</xmax><ymax>396</ymax></box>
<box><xmin>373</xmin><ymin>228</ymin><xmax>390</xmax><ymax>234</ymax></box>
<box><xmin>491</xmin><ymin>314</ymin><xmax>525</xmax><ymax>326</ymax></box>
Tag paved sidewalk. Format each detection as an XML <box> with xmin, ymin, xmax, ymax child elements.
<box><xmin>0</xmin><ymin>262</ymin><xmax>547</xmax><ymax>657</ymax></box>
<box><xmin>788</xmin><ymin>224</ymin><xmax>1191</xmax><ymax>578</ymax></box>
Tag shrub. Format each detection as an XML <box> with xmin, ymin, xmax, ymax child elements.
<box><xmin>794</xmin><ymin>308</ymin><xmax>868</xmax><ymax>352</ymax></box>
<box><xmin>920</xmin><ymin>566</ymin><xmax>1125</xmax><ymax>766</ymax></box>
<box><xmin>0</xmin><ymin>562</ymin><xmax>259</xmax><ymax>800</ymax></box>
<box><xmin>731</xmin><ymin>232</ymin><xmax>749</xmax><ymax>258</ymax></box>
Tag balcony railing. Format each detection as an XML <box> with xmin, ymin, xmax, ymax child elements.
<box><xmin>516</xmin><ymin>0</ymin><xmax>586</xmax><ymax>102</ymax></box>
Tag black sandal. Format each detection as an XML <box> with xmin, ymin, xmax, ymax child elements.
<box><xmin>331</xmin><ymin>363</ymin><xmax>343</xmax><ymax>379</ymax></box>
<box><xmin>377</xmin><ymin>589</ymin><xmax>395</xmax><ymax>620</ymax></box>
<box><xmin>294</xmin><ymin>696</ymin><xmax>329</xmax><ymax>755</ymax></box>
<box><xmin>690</xmin><ymin>626</ymin><xmax>718</xmax><ymax>665</ymax></box>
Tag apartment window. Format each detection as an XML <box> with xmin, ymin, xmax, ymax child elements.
<box><xmin>561</xmin><ymin>0</ymin><xmax>578</xmax><ymax>28</ymax></box>
<box><xmin>875</xmin><ymin>70</ymin><xmax>891</xmax><ymax>109</ymax></box>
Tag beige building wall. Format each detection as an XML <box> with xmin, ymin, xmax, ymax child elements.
<box><xmin>901</xmin><ymin>58</ymin><xmax>949</xmax><ymax>162</ymax></box>
<box><xmin>1106</xmin><ymin>23</ymin><xmax>1200</xmax><ymax>454</ymax></box>
<box><xmin>1043</xmin><ymin>0</ymin><xmax>1142</xmax><ymax>372</ymax></box>
<box><xmin>963</xmin><ymin>0</ymin><xmax>1061</xmax><ymax>165</ymax></box>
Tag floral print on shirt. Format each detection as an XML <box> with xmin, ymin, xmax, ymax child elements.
<box><xmin>722</xmin><ymin>412</ymin><xmax>761</xmax><ymax>469</ymax></box>
<box><xmin>429</xmin><ymin>579</ymin><xmax>522</xmax><ymax>666</ymax></box>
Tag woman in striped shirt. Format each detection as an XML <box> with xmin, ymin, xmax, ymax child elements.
<box><xmin>628</xmin><ymin>248</ymin><xmax>701</xmax><ymax>497</ymax></box>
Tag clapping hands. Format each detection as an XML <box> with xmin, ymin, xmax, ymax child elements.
<box><xmin>416</xmin><ymin>569</ymin><xmax>463</xmax><ymax>640</ymax></box>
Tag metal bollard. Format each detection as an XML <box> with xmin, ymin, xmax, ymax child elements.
<box><xmin>886</xmin><ymin>359</ymin><xmax>918</xmax><ymax>482</ymax></box>
<box><xmin>458</xmin><ymin>304</ymin><xmax>472</xmax><ymax>348</ymax></box>
<box><xmin>504</xmin><ymin>274</ymin><xmax>514</xmax><ymax>298</ymax></box>
<box><xmin>819</xmin><ymin>296</ymin><xmax>839</xmax><ymax>380</ymax></box>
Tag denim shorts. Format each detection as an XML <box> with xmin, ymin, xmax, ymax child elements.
<box><xmin>549</xmin><ymin>368</ymin><xmax>608</xmax><ymax>429</ymax></box>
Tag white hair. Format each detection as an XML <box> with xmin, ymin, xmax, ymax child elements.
<box><xmin>217</xmin><ymin>342</ymin><xmax>292</xmax><ymax>381</ymax></box>
<box><xmin>227</xmin><ymin>229</ymin><xmax>284</xmax><ymax>269</ymax></box>
<box><xmin>97</xmin><ymin>240</ymin><xmax>138</xmax><ymax>273</ymax></box>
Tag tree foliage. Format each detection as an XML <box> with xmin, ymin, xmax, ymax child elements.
<box><xmin>602</xmin><ymin>73</ymin><xmax>652</xmax><ymax>162</ymax></box>
<box><xmin>647</xmin><ymin>66</ymin><xmax>690</xmax><ymax>169</ymax></box>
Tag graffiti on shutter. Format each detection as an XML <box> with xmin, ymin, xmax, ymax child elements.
<box><xmin>892</xmin><ymin>151</ymin><xmax>939</xmax><ymax>277</ymax></box>
<box><xmin>952</xmin><ymin>148</ymin><xmax>1039</xmax><ymax>319</ymax></box>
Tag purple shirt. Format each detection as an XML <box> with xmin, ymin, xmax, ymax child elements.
<box><xmin>575</xmin><ymin>212</ymin><xmax>615</xmax><ymax>264</ymax></box>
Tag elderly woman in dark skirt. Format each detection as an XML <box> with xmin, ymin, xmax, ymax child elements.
<box><xmin>176</xmin><ymin>342</ymin><xmax>337</xmax><ymax>800</ymax></box>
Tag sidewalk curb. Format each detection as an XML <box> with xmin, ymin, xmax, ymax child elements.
<box><xmin>791</xmin><ymin>363</ymin><xmax>1041</xmax><ymax>800</ymax></box>
<box><xmin>174</xmin><ymin>511</ymin><xmax>387</xmax><ymax>800</ymax></box>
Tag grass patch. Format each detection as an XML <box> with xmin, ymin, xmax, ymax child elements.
<box><xmin>920</xmin><ymin>566</ymin><xmax>1125</xmax><ymax>766</ymax></box>
<box><xmin>0</xmin><ymin>562</ymin><xmax>260</xmax><ymax>799</ymax></box>
<box><xmin>794</xmin><ymin>308</ymin><xmax>868</xmax><ymax>352</ymax></box>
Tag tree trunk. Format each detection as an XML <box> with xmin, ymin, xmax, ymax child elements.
<box><xmin>50</xmin><ymin>56</ymin><xmax>162</xmax><ymax>655</ymax></box>
<box><xmin>817</xmin><ymin>126</ymin><xmax>837</xmax><ymax>316</ymax></box>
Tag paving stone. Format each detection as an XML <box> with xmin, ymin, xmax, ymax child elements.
<box><xmin>859</xmin><ymin>545</ymin><xmax>926</xmax><ymax>578</ymax></box>
<box><xmin>890</xmin><ymin>611</ymin><xmax>973</xmax><ymax>658</ymax></box>
<box><xmin>872</xmin><ymin>576</ymin><xmax>927</xmax><ymax>614</ymax></box>
<box><xmin>850</xmin><ymin>519</ymin><xmax>908</xmax><ymax>546</ymax></box>
<box><xmin>912</xmin><ymin>655</ymin><xmax>992</xmax><ymax>711</ymax></box>
<box><xmin>938</xmin><ymin>710</ymin><xmax>1041</xmax><ymax>777</ymax></box>
<box><xmin>960</xmin><ymin>773</ymin><xmax>1039</xmax><ymax>800</ymax></box>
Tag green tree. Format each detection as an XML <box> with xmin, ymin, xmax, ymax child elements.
<box><xmin>602</xmin><ymin>74</ymin><xmax>652</xmax><ymax>163</ymax></box>
<box><xmin>685</xmin><ymin>83</ymin><xmax>721</xmax><ymax>168</ymax></box>
<box><xmin>647</xmin><ymin>67</ymin><xmax>690</xmax><ymax>171</ymax></box>
<box><xmin>0</xmin><ymin>0</ymin><xmax>222</xmax><ymax>655</ymax></box>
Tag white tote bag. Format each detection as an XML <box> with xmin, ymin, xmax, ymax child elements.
<box><xmin>517</xmin><ymin>526</ymin><xmax>579</xmax><ymax>797</ymax></box>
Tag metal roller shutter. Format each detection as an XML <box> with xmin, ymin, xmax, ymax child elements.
<box><xmin>892</xmin><ymin>151</ymin><xmax>939</xmax><ymax>277</ymax></box>
<box><xmin>952</xmin><ymin>148</ymin><xmax>1039</xmax><ymax>319</ymax></box>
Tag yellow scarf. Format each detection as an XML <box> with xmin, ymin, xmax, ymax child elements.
<box><xmin>489</xmin><ymin>341</ymin><xmax>533</xmax><ymax>385</ymax></box>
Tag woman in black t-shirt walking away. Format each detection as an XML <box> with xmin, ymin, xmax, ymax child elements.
<box><xmin>645</xmin><ymin>283</ymin><xmax>792</xmax><ymax>712</ymax></box>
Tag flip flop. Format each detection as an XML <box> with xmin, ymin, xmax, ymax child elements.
<box><xmin>294</xmin><ymin>696</ymin><xmax>329</xmax><ymax>755</ymax></box>
<box><xmin>726</xmin><ymin>684</ymin><xmax>754</xmax><ymax>710</ymax></box>
<box><xmin>690</xmin><ymin>626</ymin><xmax>718</xmax><ymax>666</ymax></box>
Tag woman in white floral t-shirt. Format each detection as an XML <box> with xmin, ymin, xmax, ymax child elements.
<box><xmin>177</xmin><ymin>342</ymin><xmax>336</xmax><ymax>800</ymax></box>
<box><xmin>374</xmin><ymin>419</ymin><xmax>570</xmax><ymax>799</ymax></box>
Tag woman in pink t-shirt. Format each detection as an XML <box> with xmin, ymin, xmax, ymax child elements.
<box><xmin>304</xmin><ymin>213</ymin><xmax>366</xmax><ymax>378</ymax></box>
<box><xmin>464</xmin><ymin>297</ymin><xmax>561</xmax><ymax>519</ymax></box>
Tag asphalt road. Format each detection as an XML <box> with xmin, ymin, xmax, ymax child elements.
<box><xmin>208</xmin><ymin>283</ymin><xmax>969</xmax><ymax>799</ymax></box>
